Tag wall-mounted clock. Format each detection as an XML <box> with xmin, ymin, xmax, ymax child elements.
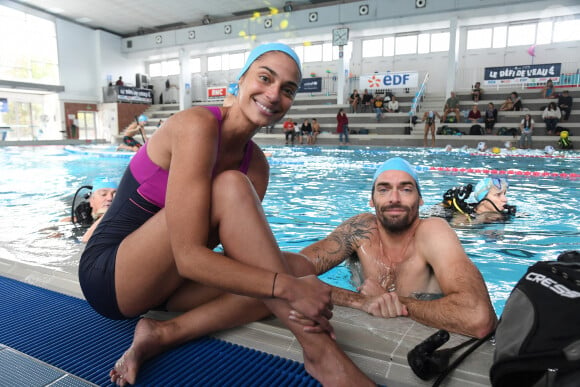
<box><xmin>332</xmin><ymin>27</ymin><xmax>349</xmax><ymax>46</ymax></box>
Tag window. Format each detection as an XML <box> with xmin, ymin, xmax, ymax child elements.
<box><xmin>467</xmin><ymin>28</ymin><xmax>492</xmax><ymax>49</ymax></box>
<box><xmin>395</xmin><ymin>35</ymin><xmax>417</xmax><ymax>55</ymax></box>
<box><xmin>418</xmin><ymin>34</ymin><xmax>430</xmax><ymax>54</ymax></box>
<box><xmin>303</xmin><ymin>44</ymin><xmax>322</xmax><ymax>62</ymax></box>
<box><xmin>207</xmin><ymin>55</ymin><xmax>222</xmax><ymax>71</ymax></box>
<box><xmin>507</xmin><ymin>23</ymin><xmax>535</xmax><ymax>46</ymax></box>
<box><xmin>0</xmin><ymin>5</ymin><xmax>59</xmax><ymax>84</ymax></box>
<box><xmin>553</xmin><ymin>19</ymin><xmax>580</xmax><ymax>43</ymax></box>
<box><xmin>362</xmin><ymin>38</ymin><xmax>383</xmax><ymax>57</ymax></box>
<box><xmin>228</xmin><ymin>53</ymin><xmax>244</xmax><ymax>70</ymax></box>
<box><xmin>430</xmin><ymin>32</ymin><xmax>449</xmax><ymax>52</ymax></box>
<box><xmin>322</xmin><ymin>43</ymin><xmax>334</xmax><ymax>61</ymax></box>
<box><xmin>536</xmin><ymin>21</ymin><xmax>552</xmax><ymax>45</ymax></box>
<box><xmin>190</xmin><ymin>58</ymin><xmax>201</xmax><ymax>73</ymax></box>
<box><xmin>148</xmin><ymin>59</ymin><xmax>179</xmax><ymax>77</ymax></box>
<box><xmin>492</xmin><ymin>26</ymin><xmax>507</xmax><ymax>48</ymax></box>
<box><xmin>383</xmin><ymin>37</ymin><xmax>395</xmax><ymax>57</ymax></box>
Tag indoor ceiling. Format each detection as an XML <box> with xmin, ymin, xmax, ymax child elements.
<box><xmin>14</xmin><ymin>0</ymin><xmax>354</xmax><ymax>37</ymax></box>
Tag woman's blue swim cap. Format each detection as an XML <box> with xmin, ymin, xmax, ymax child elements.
<box><xmin>473</xmin><ymin>177</ymin><xmax>508</xmax><ymax>202</ymax></box>
<box><xmin>230</xmin><ymin>43</ymin><xmax>302</xmax><ymax>96</ymax></box>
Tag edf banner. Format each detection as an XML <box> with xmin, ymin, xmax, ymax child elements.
<box><xmin>360</xmin><ymin>71</ymin><xmax>419</xmax><ymax>90</ymax></box>
<box><xmin>483</xmin><ymin>63</ymin><xmax>561</xmax><ymax>85</ymax></box>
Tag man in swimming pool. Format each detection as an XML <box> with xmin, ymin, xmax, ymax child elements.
<box><xmin>297</xmin><ymin>157</ymin><xmax>497</xmax><ymax>338</ymax></box>
<box><xmin>60</xmin><ymin>177</ymin><xmax>118</xmax><ymax>242</ymax></box>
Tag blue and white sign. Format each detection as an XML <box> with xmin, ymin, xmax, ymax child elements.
<box><xmin>360</xmin><ymin>71</ymin><xmax>419</xmax><ymax>90</ymax></box>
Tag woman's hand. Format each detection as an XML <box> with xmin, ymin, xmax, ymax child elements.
<box><xmin>283</xmin><ymin>274</ymin><xmax>335</xmax><ymax>337</ymax></box>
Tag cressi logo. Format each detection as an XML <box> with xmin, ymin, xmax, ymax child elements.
<box><xmin>526</xmin><ymin>271</ymin><xmax>580</xmax><ymax>299</ymax></box>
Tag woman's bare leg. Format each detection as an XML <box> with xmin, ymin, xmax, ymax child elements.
<box><xmin>110</xmin><ymin>171</ymin><xmax>372</xmax><ymax>386</ymax></box>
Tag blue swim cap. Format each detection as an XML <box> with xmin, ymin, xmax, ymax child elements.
<box><xmin>138</xmin><ymin>114</ymin><xmax>148</xmax><ymax>123</ymax></box>
<box><xmin>372</xmin><ymin>157</ymin><xmax>421</xmax><ymax>196</ymax></box>
<box><xmin>232</xmin><ymin>43</ymin><xmax>302</xmax><ymax>96</ymax></box>
<box><xmin>92</xmin><ymin>177</ymin><xmax>118</xmax><ymax>192</ymax></box>
<box><xmin>473</xmin><ymin>177</ymin><xmax>508</xmax><ymax>202</ymax></box>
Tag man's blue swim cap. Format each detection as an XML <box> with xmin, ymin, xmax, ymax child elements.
<box><xmin>473</xmin><ymin>177</ymin><xmax>508</xmax><ymax>202</ymax></box>
<box><xmin>230</xmin><ymin>43</ymin><xmax>302</xmax><ymax>96</ymax></box>
<box><xmin>137</xmin><ymin>114</ymin><xmax>148</xmax><ymax>123</ymax></box>
<box><xmin>372</xmin><ymin>157</ymin><xmax>421</xmax><ymax>197</ymax></box>
<box><xmin>92</xmin><ymin>177</ymin><xmax>118</xmax><ymax>192</ymax></box>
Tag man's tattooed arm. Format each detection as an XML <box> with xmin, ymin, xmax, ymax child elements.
<box><xmin>300</xmin><ymin>213</ymin><xmax>376</xmax><ymax>274</ymax></box>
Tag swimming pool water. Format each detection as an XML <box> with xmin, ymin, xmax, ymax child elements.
<box><xmin>0</xmin><ymin>145</ymin><xmax>578</xmax><ymax>316</ymax></box>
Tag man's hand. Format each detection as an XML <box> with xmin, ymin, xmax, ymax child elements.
<box><xmin>361</xmin><ymin>292</ymin><xmax>408</xmax><ymax>318</ymax></box>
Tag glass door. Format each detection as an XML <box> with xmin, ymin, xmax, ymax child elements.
<box><xmin>77</xmin><ymin>111</ymin><xmax>96</xmax><ymax>141</ymax></box>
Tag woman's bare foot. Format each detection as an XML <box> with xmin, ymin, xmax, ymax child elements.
<box><xmin>109</xmin><ymin>318</ymin><xmax>163</xmax><ymax>386</ymax></box>
<box><xmin>302</xmin><ymin>339</ymin><xmax>375</xmax><ymax>387</ymax></box>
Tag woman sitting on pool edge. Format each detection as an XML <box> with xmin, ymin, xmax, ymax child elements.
<box><xmin>80</xmin><ymin>43</ymin><xmax>372</xmax><ymax>387</ymax></box>
<box><xmin>430</xmin><ymin>177</ymin><xmax>516</xmax><ymax>225</ymax></box>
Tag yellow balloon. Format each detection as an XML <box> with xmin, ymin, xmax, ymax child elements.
<box><xmin>280</xmin><ymin>19</ymin><xmax>289</xmax><ymax>29</ymax></box>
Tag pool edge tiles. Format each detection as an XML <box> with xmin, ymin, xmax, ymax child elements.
<box><xmin>0</xmin><ymin>345</ymin><xmax>96</xmax><ymax>387</ymax></box>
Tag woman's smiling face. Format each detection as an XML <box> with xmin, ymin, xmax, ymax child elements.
<box><xmin>237</xmin><ymin>51</ymin><xmax>300</xmax><ymax>127</ymax></box>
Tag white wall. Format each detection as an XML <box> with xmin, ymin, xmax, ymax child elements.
<box><xmin>56</xmin><ymin>19</ymin><xmax>100</xmax><ymax>102</ymax></box>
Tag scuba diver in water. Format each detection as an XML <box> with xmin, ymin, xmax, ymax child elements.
<box><xmin>68</xmin><ymin>177</ymin><xmax>118</xmax><ymax>242</ymax></box>
<box><xmin>431</xmin><ymin>177</ymin><xmax>516</xmax><ymax>225</ymax></box>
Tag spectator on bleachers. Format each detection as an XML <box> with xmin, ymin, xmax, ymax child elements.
<box><xmin>300</xmin><ymin>118</ymin><xmax>313</xmax><ymax>145</ymax></box>
<box><xmin>361</xmin><ymin>89</ymin><xmax>373</xmax><ymax>112</ymax></box>
<box><xmin>442</xmin><ymin>91</ymin><xmax>461</xmax><ymax>123</ymax></box>
<box><xmin>542</xmin><ymin>79</ymin><xmax>557</xmax><ymax>99</ymax></box>
<box><xmin>542</xmin><ymin>102</ymin><xmax>561</xmax><ymax>135</ymax></box>
<box><xmin>558</xmin><ymin>90</ymin><xmax>573</xmax><ymax>121</ymax></box>
<box><xmin>499</xmin><ymin>96</ymin><xmax>514</xmax><ymax>111</ymax></box>
<box><xmin>348</xmin><ymin>89</ymin><xmax>361</xmax><ymax>113</ymax></box>
<box><xmin>519</xmin><ymin>114</ymin><xmax>535</xmax><ymax>149</ymax></box>
<box><xmin>386</xmin><ymin>95</ymin><xmax>399</xmax><ymax>113</ymax></box>
<box><xmin>467</xmin><ymin>104</ymin><xmax>483</xmax><ymax>124</ymax></box>
<box><xmin>484</xmin><ymin>102</ymin><xmax>498</xmax><ymax>134</ymax></box>
<box><xmin>283</xmin><ymin>117</ymin><xmax>295</xmax><ymax>145</ymax></box>
<box><xmin>311</xmin><ymin>118</ymin><xmax>320</xmax><ymax>144</ymax></box>
<box><xmin>510</xmin><ymin>92</ymin><xmax>523</xmax><ymax>111</ymax></box>
<box><xmin>471</xmin><ymin>82</ymin><xmax>483</xmax><ymax>103</ymax></box>
<box><xmin>336</xmin><ymin>108</ymin><xmax>350</xmax><ymax>145</ymax></box>
<box><xmin>373</xmin><ymin>95</ymin><xmax>385</xmax><ymax>122</ymax></box>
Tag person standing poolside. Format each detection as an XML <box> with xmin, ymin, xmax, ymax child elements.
<box><xmin>297</xmin><ymin>158</ymin><xmax>497</xmax><ymax>338</ymax></box>
<box><xmin>336</xmin><ymin>108</ymin><xmax>350</xmax><ymax>145</ymax></box>
<box><xmin>519</xmin><ymin>113</ymin><xmax>535</xmax><ymax>149</ymax></box>
<box><xmin>79</xmin><ymin>43</ymin><xmax>373</xmax><ymax>387</ymax></box>
<box><xmin>422</xmin><ymin>110</ymin><xmax>441</xmax><ymax>147</ymax></box>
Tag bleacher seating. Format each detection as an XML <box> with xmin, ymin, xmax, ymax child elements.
<box><xmin>117</xmin><ymin>88</ymin><xmax>578</xmax><ymax>149</ymax></box>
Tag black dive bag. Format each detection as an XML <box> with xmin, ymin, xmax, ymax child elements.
<box><xmin>490</xmin><ymin>255</ymin><xmax>580</xmax><ymax>387</ymax></box>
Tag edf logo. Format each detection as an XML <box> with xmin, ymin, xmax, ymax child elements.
<box><xmin>383</xmin><ymin>73</ymin><xmax>410</xmax><ymax>86</ymax></box>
